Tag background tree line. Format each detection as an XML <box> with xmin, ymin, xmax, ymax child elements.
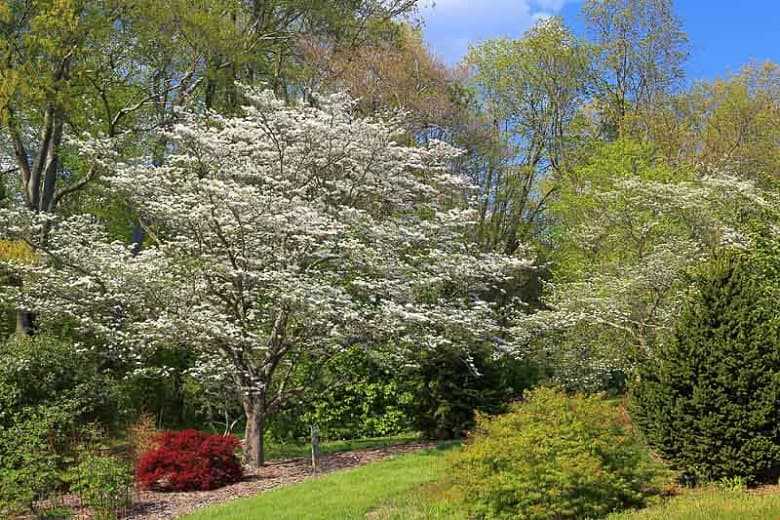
<box><xmin>0</xmin><ymin>0</ymin><xmax>778</xmax><ymax>467</ymax></box>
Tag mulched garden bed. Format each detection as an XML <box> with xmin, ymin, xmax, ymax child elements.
<box><xmin>125</xmin><ymin>441</ymin><xmax>436</xmax><ymax>520</ymax></box>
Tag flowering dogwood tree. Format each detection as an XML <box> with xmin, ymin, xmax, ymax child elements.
<box><xmin>517</xmin><ymin>140</ymin><xmax>775</xmax><ymax>388</ymax></box>
<box><xmin>1</xmin><ymin>91</ymin><xmax>530</xmax><ymax>466</ymax></box>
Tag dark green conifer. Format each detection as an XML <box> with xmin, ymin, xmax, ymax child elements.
<box><xmin>630</xmin><ymin>252</ymin><xmax>780</xmax><ymax>483</ymax></box>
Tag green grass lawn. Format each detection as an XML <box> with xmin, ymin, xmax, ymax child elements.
<box><xmin>372</xmin><ymin>482</ymin><xmax>780</xmax><ymax>520</ymax></box>
<box><xmin>183</xmin><ymin>442</ymin><xmax>458</xmax><ymax>520</ymax></box>
<box><xmin>606</xmin><ymin>487</ymin><xmax>780</xmax><ymax>520</ymax></box>
<box><xmin>364</xmin><ymin>478</ymin><xmax>468</xmax><ymax>519</ymax></box>
<box><xmin>183</xmin><ymin>440</ymin><xmax>780</xmax><ymax>520</ymax></box>
<box><xmin>359</xmin><ymin>483</ymin><xmax>780</xmax><ymax>520</ymax></box>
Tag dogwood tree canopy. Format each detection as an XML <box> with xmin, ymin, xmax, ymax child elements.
<box><xmin>515</xmin><ymin>140</ymin><xmax>775</xmax><ymax>389</ymax></box>
<box><xmin>1</xmin><ymin>90</ymin><xmax>531</xmax><ymax>466</ymax></box>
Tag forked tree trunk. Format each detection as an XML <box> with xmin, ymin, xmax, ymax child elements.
<box><xmin>243</xmin><ymin>397</ymin><xmax>266</xmax><ymax>467</ymax></box>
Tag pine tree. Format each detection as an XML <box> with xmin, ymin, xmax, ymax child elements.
<box><xmin>630</xmin><ymin>251</ymin><xmax>780</xmax><ymax>483</ymax></box>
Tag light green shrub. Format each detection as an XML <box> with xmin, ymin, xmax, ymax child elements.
<box><xmin>451</xmin><ymin>387</ymin><xmax>672</xmax><ymax>520</ymax></box>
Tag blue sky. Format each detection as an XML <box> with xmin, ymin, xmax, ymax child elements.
<box><xmin>419</xmin><ymin>0</ymin><xmax>779</xmax><ymax>81</ymax></box>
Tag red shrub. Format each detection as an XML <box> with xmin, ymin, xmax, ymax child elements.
<box><xmin>135</xmin><ymin>429</ymin><xmax>243</xmax><ymax>491</ymax></box>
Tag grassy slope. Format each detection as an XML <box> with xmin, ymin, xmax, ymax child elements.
<box><xmin>606</xmin><ymin>488</ymin><xmax>780</xmax><ymax>520</ymax></box>
<box><xmin>370</xmin><ymin>485</ymin><xmax>780</xmax><ymax>520</ymax></box>
<box><xmin>378</xmin><ymin>483</ymin><xmax>780</xmax><ymax>519</ymax></box>
<box><xmin>183</xmin><ymin>443</ymin><xmax>457</xmax><ymax>520</ymax></box>
<box><xmin>373</xmin><ymin>484</ymin><xmax>780</xmax><ymax>519</ymax></box>
<box><xmin>183</xmin><ymin>439</ymin><xmax>780</xmax><ymax>520</ymax></box>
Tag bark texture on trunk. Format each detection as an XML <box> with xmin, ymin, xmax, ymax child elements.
<box><xmin>11</xmin><ymin>274</ymin><xmax>35</xmax><ymax>338</ymax></box>
<box><xmin>243</xmin><ymin>398</ymin><xmax>266</xmax><ymax>467</ymax></box>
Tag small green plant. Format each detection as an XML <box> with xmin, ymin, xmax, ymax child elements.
<box><xmin>66</xmin><ymin>428</ymin><xmax>133</xmax><ymax>520</ymax></box>
<box><xmin>31</xmin><ymin>506</ymin><xmax>73</xmax><ymax>520</ymax></box>
<box><xmin>69</xmin><ymin>452</ymin><xmax>132</xmax><ymax>520</ymax></box>
<box><xmin>450</xmin><ymin>387</ymin><xmax>673</xmax><ymax>520</ymax></box>
<box><xmin>717</xmin><ymin>475</ymin><xmax>749</xmax><ymax>493</ymax></box>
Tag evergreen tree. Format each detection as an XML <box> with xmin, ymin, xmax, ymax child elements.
<box><xmin>630</xmin><ymin>251</ymin><xmax>780</xmax><ymax>483</ymax></box>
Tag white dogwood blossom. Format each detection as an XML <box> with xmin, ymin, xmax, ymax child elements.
<box><xmin>1</xmin><ymin>90</ymin><xmax>531</xmax><ymax>466</ymax></box>
<box><xmin>516</xmin><ymin>170</ymin><xmax>776</xmax><ymax>387</ymax></box>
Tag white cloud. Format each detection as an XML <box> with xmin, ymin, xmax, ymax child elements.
<box><xmin>420</xmin><ymin>0</ymin><xmax>534</xmax><ymax>18</ymax></box>
<box><xmin>532</xmin><ymin>0</ymin><xmax>569</xmax><ymax>11</ymax></box>
<box><xmin>419</xmin><ymin>0</ymin><xmax>577</xmax><ymax>64</ymax></box>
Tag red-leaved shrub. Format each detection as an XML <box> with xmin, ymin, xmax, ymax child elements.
<box><xmin>135</xmin><ymin>429</ymin><xmax>243</xmax><ymax>491</ymax></box>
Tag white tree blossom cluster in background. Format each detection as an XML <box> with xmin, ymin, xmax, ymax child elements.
<box><xmin>515</xmin><ymin>166</ymin><xmax>777</xmax><ymax>389</ymax></box>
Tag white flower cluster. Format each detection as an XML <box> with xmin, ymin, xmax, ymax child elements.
<box><xmin>516</xmin><ymin>170</ymin><xmax>774</xmax><ymax>363</ymax></box>
<box><xmin>1</xmin><ymin>90</ymin><xmax>531</xmax><ymax>428</ymax></box>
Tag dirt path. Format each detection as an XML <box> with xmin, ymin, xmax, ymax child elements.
<box><xmin>125</xmin><ymin>441</ymin><xmax>436</xmax><ymax>520</ymax></box>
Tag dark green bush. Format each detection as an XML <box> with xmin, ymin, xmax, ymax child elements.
<box><xmin>0</xmin><ymin>337</ymin><xmax>127</xmax><ymax>517</ymax></box>
<box><xmin>267</xmin><ymin>346</ymin><xmax>414</xmax><ymax>442</ymax></box>
<box><xmin>0</xmin><ymin>335</ymin><xmax>123</xmax><ymax>429</ymax></box>
<box><xmin>123</xmin><ymin>346</ymin><xmax>198</xmax><ymax>428</ymax></box>
<box><xmin>630</xmin><ymin>252</ymin><xmax>780</xmax><ymax>484</ymax></box>
<box><xmin>451</xmin><ymin>387</ymin><xmax>671</xmax><ymax>520</ymax></box>
<box><xmin>401</xmin><ymin>344</ymin><xmax>539</xmax><ymax>439</ymax></box>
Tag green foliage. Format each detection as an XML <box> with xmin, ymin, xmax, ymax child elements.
<box><xmin>550</xmin><ymin>139</ymin><xmax>688</xmax><ymax>279</ymax></box>
<box><xmin>265</xmin><ymin>344</ymin><xmax>538</xmax><ymax>444</ymax></box>
<box><xmin>716</xmin><ymin>475</ymin><xmax>749</xmax><ymax>493</ymax></box>
<box><xmin>66</xmin><ymin>448</ymin><xmax>133</xmax><ymax>520</ymax></box>
<box><xmin>0</xmin><ymin>409</ymin><xmax>68</xmax><ymax>517</ymax></box>
<box><xmin>268</xmin><ymin>347</ymin><xmax>413</xmax><ymax>442</ymax></box>
<box><xmin>0</xmin><ymin>335</ymin><xmax>123</xmax><ymax>429</ymax></box>
<box><xmin>629</xmin><ymin>250</ymin><xmax>780</xmax><ymax>484</ymax></box>
<box><xmin>464</xmin><ymin>17</ymin><xmax>591</xmax><ymax>253</ymax></box>
<box><xmin>534</xmin><ymin>138</ymin><xmax>741</xmax><ymax>388</ymax></box>
<box><xmin>402</xmin><ymin>345</ymin><xmax>539</xmax><ymax>439</ymax></box>
<box><xmin>122</xmin><ymin>346</ymin><xmax>197</xmax><ymax>429</ymax></box>
<box><xmin>451</xmin><ymin>387</ymin><xmax>672</xmax><ymax>520</ymax></box>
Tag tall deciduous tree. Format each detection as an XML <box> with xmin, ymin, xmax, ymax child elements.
<box><xmin>299</xmin><ymin>22</ymin><xmax>465</xmax><ymax>141</ymax></box>
<box><xmin>465</xmin><ymin>17</ymin><xmax>590</xmax><ymax>252</ymax></box>
<box><xmin>1</xmin><ymin>90</ymin><xmax>530</xmax><ymax>466</ymax></box>
<box><xmin>0</xmin><ymin>0</ymin><xmax>422</xmax><ymax>335</ymax></box>
<box><xmin>693</xmin><ymin>63</ymin><xmax>780</xmax><ymax>187</ymax></box>
<box><xmin>583</xmin><ymin>0</ymin><xmax>688</xmax><ymax>137</ymax></box>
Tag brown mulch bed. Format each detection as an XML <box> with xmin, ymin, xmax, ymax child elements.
<box><xmin>751</xmin><ymin>484</ymin><xmax>780</xmax><ymax>496</ymax></box>
<box><xmin>123</xmin><ymin>441</ymin><xmax>436</xmax><ymax>520</ymax></box>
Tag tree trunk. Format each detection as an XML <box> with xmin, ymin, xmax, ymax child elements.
<box><xmin>11</xmin><ymin>274</ymin><xmax>34</xmax><ymax>338</ymax></box>
<box><xmin>243</xmin><ymin>398</ymin><xmax>266</xmax><ymax>467</ymax></box>
<box><xmin>130</xmin><ymin>221</ymin><xmax>146</xmax><ymax>257</ymax></box>
<box><xmin>15</xmin><ymin>309</ymin><xmax>35</xmax><ymax>338</ymax></box>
